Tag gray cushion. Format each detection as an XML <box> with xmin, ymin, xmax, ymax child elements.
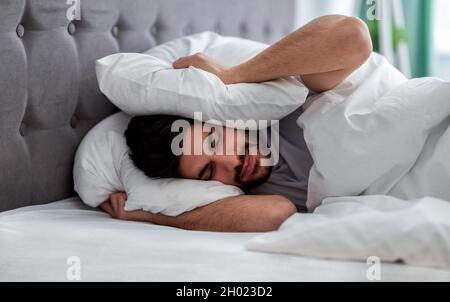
<box><xmin>0</xmin><ymin>0</ymin><xmax>295</xmax><ymax>212</ymax></box>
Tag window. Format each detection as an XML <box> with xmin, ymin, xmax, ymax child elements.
<box><xmin>433</xmin><ymin>0</ymin><xmax>450</xmax><ymax>80</ymax></box>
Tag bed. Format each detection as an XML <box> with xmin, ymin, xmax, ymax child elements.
<box><xmin>2</xmin><ymin>197</ymin><xmax>450</xmax><ymax>281</ymax></box>
<box><xmin>1</xmin><ymin>0</ymin><xmax>450</xmax><ymax>282</ymax></box>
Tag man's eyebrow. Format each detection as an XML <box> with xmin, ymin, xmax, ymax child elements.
<box><xmin>197</xmin><ymin>163</ymin><xmax>210</xmax><ymax>180</ymax></box>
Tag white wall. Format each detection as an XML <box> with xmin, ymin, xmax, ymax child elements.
<box><xmin>433</xmin><ymin>0</ymin><xmax>450</xmax><ymax>80</ymax></box>
<box><xmin>295</xmin><ymin>0</ymin><xmax>357</xmax><ymax>27</ymax></box>
<box><xmin>434</xmin><ymin>0</ymin><xmax>450</xmax><ymax>53</ymax></box>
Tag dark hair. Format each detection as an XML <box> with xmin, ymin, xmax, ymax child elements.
<box><xmin>125</xmin><ymin>115</ymin><xmax>192</xmax><ymax>179</ymax></box>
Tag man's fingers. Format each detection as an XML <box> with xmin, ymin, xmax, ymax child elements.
<box><xmin>173</xmin><ymin>57</ymin><xmax>191</xmax><ymax>69</ymax></box>
<box><xmin>110</xmin><ymin>194</ymin><xmax>119</xmax><ymax>214</ymax></box>
<box><xmin>110</xmin><ymin>194</ymin><xmax>124</xmax><ymax>214</ymax></box>
<box><xmin>173</xmin><ymin>53</ymin><xmax>203</xmax><ymax>69</ymax></box>
<box><xmin>109</xmin><ymin>193</ymin><xmax>128</xmax><ymax>219</ymax></box>
<box><xmin>100</xmin><ymin>201</ymin><xmax>113</xmax><ymax>217</ymax></box>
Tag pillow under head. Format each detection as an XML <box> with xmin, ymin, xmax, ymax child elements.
<box><xmin>73</xmin><ymin>112</ymin><xmax>243</xmax><ymax>216</ymax></box>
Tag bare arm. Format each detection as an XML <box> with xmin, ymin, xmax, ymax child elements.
<box><xmin>173</xmin><ymin>15</ymin><xmax>372</xmax><ymax>93</ymax></box>
<box><xmin>101</xmin><ymin>193</ymin><xmax>297</xmax><ymax>233</ymax></box>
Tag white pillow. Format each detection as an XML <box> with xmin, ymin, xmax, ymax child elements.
<box><xmin>73</xmin><ymin>112</ymin><xmax>243</xmax><ymax>216</ymax></box>
<box><xmin>95</xmin><ymin>31</ymin><xmax>308</xmax><ymax>127</ymax></box>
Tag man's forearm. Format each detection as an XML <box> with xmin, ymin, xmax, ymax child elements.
<box><xmin>221</xmin><ymin>15</ymin><xmax>372</xmax><ymax>85</ymax></box>
<box><xmin>125</xmin><ymin>195</ymin><xmax>297</xmax><ymax>233</ymax></box>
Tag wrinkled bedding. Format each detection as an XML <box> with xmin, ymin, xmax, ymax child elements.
<box><xmin>247</xmin><ymin>54</ymin><xmax>450</xmax><ymax>269</ymax></box>
<box><xmin>1</xmin><ymin>198</ymin><xmax>450</xmax><ymax>281</ymax></box>
<box><xmin>299</xmin><ymin>54</ymin><xmax>450</xmax><ymax>211</ymax></box>
<box><xmin>248</xmin><ymin>195</ymin><xmax>450</xmax><ymax>269</ymax></box>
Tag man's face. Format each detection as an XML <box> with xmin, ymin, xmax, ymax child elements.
<box><xmin>178</xmin><ymin>125</ymin><xmax>272</xmax><ymax>190</ymax></box>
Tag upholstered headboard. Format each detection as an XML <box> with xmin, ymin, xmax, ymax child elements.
<box><xmin>0</xmin><ymin>0</ymin><xmax>296</xmax><ymax>212</ymax></box>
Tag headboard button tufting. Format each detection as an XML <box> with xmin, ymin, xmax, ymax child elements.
<box><xmin>150</xmin><ymin>24</ymin><xmax>158</xmax><ymax>35</ymax></box>
<box><xmin>16</xmin><ymin>24</ymin><xmax>25</xmax><ymax>38</ymax></box>
<box><xmin>70</xmin><ymin>116</ymin><xmax>78</xmax><ymax>129</ymax></box>
<box><xmin>214</xmin><ymin>23</ymin><xmax>222</xmax><ymax>34</ymax></box>
<box><xmin>19</xmin><ymin>122</ymin><xmax>27</xmax><ymax>137</ymax></box>
<box><xmin>68</xmin><ymin>22</ymin><xmax>76</xmax><ymax>35</ymax></box>
<box><xmin>264</xmin><ymin>23</ymin><xmax>272</xmax><ymax>37</ymax></box>
<box><xmin>239</xmin><ymin>23</ymin><xmax>248</xmax><ymax>36</ymax></box>
<box><xmin>112</xmin><ymin>26</ymin><xmax>119</xmax><ymax>37</ymax></box>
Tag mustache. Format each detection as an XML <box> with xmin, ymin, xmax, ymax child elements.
<box><xmin>234</xmin><ymin>155</ymin><xmax>246</xmax><ymax>180</ymax></box>
<box><xmin>234</xmin><ymin>142</ymin><xmax>250</xmax><ymax>180</ymax></box>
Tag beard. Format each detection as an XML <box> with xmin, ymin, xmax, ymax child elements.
<box><xmin>234</xmin><ymin>154</ymin><xmax>272</xmax><ymax>190</ymax></box>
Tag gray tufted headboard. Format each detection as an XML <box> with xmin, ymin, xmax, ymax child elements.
<box><xmin>0</xmin><ymin>0</ymin><xmax>296</xmax><ymax>212</ymax></box>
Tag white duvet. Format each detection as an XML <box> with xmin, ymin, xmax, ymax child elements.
<box><xmin>299</xmin><ymin>54</ymin><xmax>450</xmax><ymax>210</ymax></box>
<box><xmin>248</xmin><ymin>54</ymin><xmax>450</xmax><ymax>270</ymax></box>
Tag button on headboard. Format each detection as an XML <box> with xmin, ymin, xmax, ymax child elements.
<box><xmin>0</xmin><ymin>0</ymin><xmax>296</xmax><ymax>212</ymax></box>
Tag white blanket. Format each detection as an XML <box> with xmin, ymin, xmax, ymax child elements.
<box><xmin>299</xmin><ymin>54</ymin><xmax>450</xmax><ymax>210</ymax></box>
<box><xmin>247</xmin><ymin>54</ymin><xmax>450</xmax><ymax>270</ymax></box>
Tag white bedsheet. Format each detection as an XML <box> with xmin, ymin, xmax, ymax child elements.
<box><xmin>1</xmin><ymin>198</ymin><xmax>450</xmax><ymax>282</ymax></box>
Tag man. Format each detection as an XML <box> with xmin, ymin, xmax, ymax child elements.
<box><xmin>100</xmin><ymin>15</ymin><xmax>373</xmax><ymax>232</ymax></box>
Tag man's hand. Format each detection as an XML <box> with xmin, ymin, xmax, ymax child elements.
<box><xmin>100</xmin><ymin>192</ymin><xmax>164</xmax><ymax>223</ymax></box>
<box><xmin>172</xmin><ymin>53</ymin><xmax>232</xmax><ymax>84</ymax></box>
<box><xmin>100</xmin><ymin>192</ymin><xmax>131</xmax><ymax>220</ymax></box>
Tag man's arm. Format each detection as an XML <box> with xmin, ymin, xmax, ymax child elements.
<box><xmin>173</xmin><ymin>15</ymin><xmax>372</xmax><ymax>93</ymax></box>
<box><xmin>100</xmin><ymin>192</ymin><xmax>297</xmax><ymax>233</ymax></box>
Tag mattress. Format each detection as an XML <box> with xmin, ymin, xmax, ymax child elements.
<box><xmin>1</xmin><ymin>198</ymin><xmax>449</xmax><ymax>282</ymax></box>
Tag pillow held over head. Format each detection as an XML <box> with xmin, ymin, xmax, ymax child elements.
<box><xmin>96</xmin><ymin>31</ymin><xmax>309</xmax><ymax>127</ymax></box>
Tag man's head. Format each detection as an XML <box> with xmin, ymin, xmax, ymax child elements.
<box><xmin>125</xmin><ymin>115</ymin><xmax>272</xmax><ymax>190</ymax></box>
